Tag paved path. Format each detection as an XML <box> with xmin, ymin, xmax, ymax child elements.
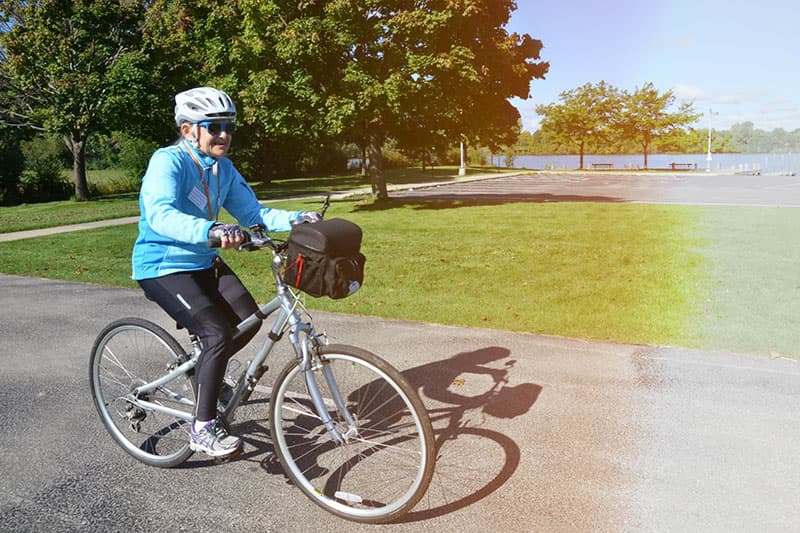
<box><xmin>393</xmin><ymin>172</ymin><xmax>800</xmax><ymax>207</ymax></box>
<box><xmin>0</xmin><ymin>274</ymin><xmax>798</xmax><ymax>531</ymax></box>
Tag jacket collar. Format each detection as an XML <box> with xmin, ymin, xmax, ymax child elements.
<box><xmin>181</xmin><ymin>139</ymin><xmax>218</xmax><ymax>169</ymax></box>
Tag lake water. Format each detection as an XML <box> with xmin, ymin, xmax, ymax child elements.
<box><xmin>487</xmin><ymin>153</ymin><xmax>799</xmax><ymax>175</ymax></box>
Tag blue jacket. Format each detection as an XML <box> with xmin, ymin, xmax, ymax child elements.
<box><xmin>132</xmin><ymin>142</ymin><xmax>300</xmax><ymax>280</ymax></box>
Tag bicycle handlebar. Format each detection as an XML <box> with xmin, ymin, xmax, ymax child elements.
<box><xmin>207</xmin><ymin>194</ymin><xmax>330</xmax><ymax>251</ymax></box>
<box><xmin>207</xmin><ymin>225</ymin><xmax>285</xmax><ymax>252</ymax></box>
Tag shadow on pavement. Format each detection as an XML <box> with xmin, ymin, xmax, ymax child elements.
<box><xmin>188</xmin><ymin>346</ymin><xmax>542</xmax><ymax>523</ymax></box>
<box><xmin>396</xmin><ymin>346</ymin><xmax>542</xmax><ymax>522</ymax></box>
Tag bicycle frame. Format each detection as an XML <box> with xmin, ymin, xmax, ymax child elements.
<box><xmin>128</xmin><ymin>249</ymin><xmax>354</xmax><ymax>443</ymax></box>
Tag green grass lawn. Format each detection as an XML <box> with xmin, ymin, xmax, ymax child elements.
<box><xmin>0</xmin><ymin>198</ymin><xmax>709</xmax><ymax>350</ymax></box>
<box><xmin>0</xmin><ymin>197</ymin><xmax>141</xmax><ymax>233</ymax></box>
<box><xmin>1</xmin><ymin>189</ymin><xmax>797</xmax><ymax>358</ymax></box>
<box><xmin>696</xmin><ymin>207</ymin><xmax>800</xmax><ymax>358</ymax></box>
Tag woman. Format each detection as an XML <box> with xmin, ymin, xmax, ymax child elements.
<box><xmin>132</xmin><ymin>87</ymin><xmax>318</xmax><ymax>457</ymax></box>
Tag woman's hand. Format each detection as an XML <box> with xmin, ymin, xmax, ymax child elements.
<box><xmin>208</xmin><ymin>223</ymin><xmax>247</xmax><ymax>249</ymax></box>
<box><xmin>294</xmin><ymin>211</ymin><xmax>322</xmax><ymax>224</ymax></box>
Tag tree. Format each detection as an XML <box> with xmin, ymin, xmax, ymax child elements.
<box><xmin>139</xmin><ymin>1</ymin><xmax>356</xmax><ymax>180</ymax></box>
<box><xmin>132</xmin><ymin>1</ymin><xmax>548</xmax><ymax>196</ymax></box>
<box><xmin>0</xmin><ymin>0</ymin><xmax>149</xmax><ymax>200</ymax></box>
<box><xmin>327</xmin><ymin>0</ymin><xmax>547</xmax><ymax>200</ymax></box>
<box><xmin>535</xmin><ymin>81</ymin><xmax>621</xmax><ymax>169</ymax></box>
<box><xmin>234</xmin><ymin>1</ymin><xmax>353</xmax><ymax>178</ymax></box>
<box><xmin>616</xmin><ymin>82</ymin><xmax>698</xmax><ymax>168</ymax></box>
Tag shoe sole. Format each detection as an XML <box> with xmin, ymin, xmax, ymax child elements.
<box><xmin>189</xmin><ymin>441</ymin><xmax>243</xmax><ymax>458</ymax></box>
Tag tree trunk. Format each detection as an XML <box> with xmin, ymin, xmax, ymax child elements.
<box><xmin>579</xmin><ymin>140</ymin><xmax>585</xmax><ymax>169</ymax></box>
<box><xmin>642</xmin><ymin>141</ymin><xmax>649</xmax><ymax>169</ymax></box>
<box><xmin>68</xmin><ymin>134</ymin><xmax>90</xmax><ymax>201</ymax></box>
<box><xmin>368</xmin><ymin>134</ymin><xmax>388</xmax><ymax>201</ymax></box>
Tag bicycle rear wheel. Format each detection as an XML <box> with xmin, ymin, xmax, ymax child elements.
<box><xmin>270</xmin><ymin>344</ymin><xmax>435</xmax><ymax>523</ymax></box>
<box><xmin>90</xmin><ymin>318</ymin><xmax>195</xmax><ymax>468</ymax></box>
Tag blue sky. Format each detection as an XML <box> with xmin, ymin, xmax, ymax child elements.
<box><xmin>506</xmin><ymin>0</ymin><xmax>800</xmax><ymax>133</ymax></box>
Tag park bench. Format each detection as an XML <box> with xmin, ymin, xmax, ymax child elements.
<box><xmin>591</xmin><ymin>163</ymin><xmax>613</xmax><ymax>169</ymax></box>
<box><xmin>670</xmin><ymin>162</ymin><xmax>697</xmax><ymax>170</ymax></box>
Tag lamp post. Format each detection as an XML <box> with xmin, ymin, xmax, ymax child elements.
<box><xmin>706</xmin><ymin>108</ymin><xmax>717</xmax><ymax>172</ymax></box>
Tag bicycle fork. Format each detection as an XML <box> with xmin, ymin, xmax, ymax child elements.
<box><xmin>291</xmin><ymin>327</ymin><xmax>358</xmax><ymax>445</ymax></box>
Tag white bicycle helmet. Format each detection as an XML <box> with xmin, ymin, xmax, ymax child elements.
<box><xmin>174</xmin><ymin>87</ymin><xmax>236</xmax><ymax>126</ymax></box>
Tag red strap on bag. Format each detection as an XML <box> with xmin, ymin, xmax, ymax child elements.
<box><xmin>282</xmin><ymin>253</ymin><xmax>305</xmax><ymax>287</ymax></box>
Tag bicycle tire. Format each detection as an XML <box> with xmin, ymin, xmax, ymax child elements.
<box><xmin>89</xmin><ymin>317</ymin><xmax>195</xmax><ymax>468</ymax></box>
<box><xmin>269</xmin><ymin>344</ymin><xmax>435</xmax><ymax>523</ymax></box>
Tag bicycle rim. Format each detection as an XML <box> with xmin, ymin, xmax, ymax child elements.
<box><xmin>270</xmin><ymin>345</ymin><xmax>435</xmax><ymax>523</ymax></box>
<box><xmin>90</xmin><ymin>318</ymin><xmax>195</xmax><ymax>468</ymax></box>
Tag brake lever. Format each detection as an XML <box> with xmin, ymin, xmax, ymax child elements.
<box><xmin>320</xmin><ymin>195</ymin><xmax>331</xmax><ymax>219</ymax></box>
<box><xmin>238</xmin><ymin>240</ymin><xmax>259</xmax><ymax>252</ymax></box>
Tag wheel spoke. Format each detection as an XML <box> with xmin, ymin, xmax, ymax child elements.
<box><xmin>270</xmin><ymin>347</ymin><xmax>435</xmax><ymax>523</ymax></box>
<box><xmin>90</xmin><ymin>319</ymin><xmax>195</xmax><ymax>468</ymax></box>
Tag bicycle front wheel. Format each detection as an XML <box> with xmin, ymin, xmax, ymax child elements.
<box><xmin>270</xmin><ymin>344</ymin><xmax>435</xmax><ymax>523</ymax></box>
<box><xmin>89</xmin><ymin>318</ymin><xmax>195</xmax><ymax>468</ymax></box>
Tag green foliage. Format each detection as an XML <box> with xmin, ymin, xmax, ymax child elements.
<box><xmin>535</xmin><ymin>81</ymin><xmax>698</xmax><ymax>167</ymax></box>
<box><xmin>115</xmin><ymin>133</ymin><xmax>159</xmax><ymax>184</ymax></box>
<box><xmin>615</xmin><ymin>83</ymin><xmax>699</xmax><ymax>167</ymax></box>
<box><xmin>536</xmin><ymin>81</ymin><xmax>622</xmax><ymax>168</ymax></box>
<box><xmin>516</xmin><ymin>120</ymin><xmax>800</xmax><ymax>155</ymax></box>
<box><xmin>0</xmin><ymin>0</ymin><xmax>155</xmax><ymax>200</ymax></box>
<box><xmin>18</xmin><ymin>134</ymin><xmax>71</xmax><ymax>202</ymax></box>
<box><xmin>3</xmin><ymin>1</ymin><xmax>544</xmax><ymax>194</ymax></box>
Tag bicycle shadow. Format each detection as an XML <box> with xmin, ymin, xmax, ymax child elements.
<box><xmin>220</xmin><ymin>346</ymin><xmax>541</xmax><ymax>523</ymax></box>
<box><xmin>394</xmin><ymin>346</ymin><xmax>542</xmax><ymax>522</ymax></box>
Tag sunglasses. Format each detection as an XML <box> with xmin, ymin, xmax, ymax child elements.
<box><xmin>198</xmin><ymin>121</ymin><xmax>237</xmax><ymax>135</ymax></box>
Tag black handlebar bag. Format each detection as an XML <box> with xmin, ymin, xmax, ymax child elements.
<box><xmin>283</xmin><ymin>218</ymin><xmax>366</xmax><ymax>299</ymax></box>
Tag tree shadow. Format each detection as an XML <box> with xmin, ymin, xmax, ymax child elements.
<box><xmin>248</xmin><ymin>168</ymin><xmax>500</xmax><ymax>199</ymax></box>
<box><xmin>353</xmin><ymin>193</ymin><xmax>625</xmax><ymax>212</ymax></box>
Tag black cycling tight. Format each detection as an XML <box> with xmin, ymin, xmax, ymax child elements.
<box><xmin>138</xmin><ymin>260</ymin><xmax>260</xmax><ymax>421</ymax></box>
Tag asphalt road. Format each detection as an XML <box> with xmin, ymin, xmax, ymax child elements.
<box><xmin>1</xmin><ymin>274</ymin><xmax>798</xmax><ymax>532</ymax></box>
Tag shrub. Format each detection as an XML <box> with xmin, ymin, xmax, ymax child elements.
<box><xmin>116</xmin><ymin>133</ymin><xmax>158</xmax><ymax>184</ymax></box>
<box><xmin>382</xmin><ymin>139</ymin><xmax>414</xmax><ymax>168</ymax></box>
<box><xmin>18</xmin><ymin>135</ymin><xmax>72</xmax><ymax>203</ymax></box>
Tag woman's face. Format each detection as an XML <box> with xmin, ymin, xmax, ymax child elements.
<box><xmin>182</xmin><ymin>121</ymin><xmax>233</xmax><ymax>158</ymax></box>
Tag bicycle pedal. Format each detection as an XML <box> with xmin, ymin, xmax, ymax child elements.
<box><xmin>215</xmin><ymin>447</ymin><xmax>242</xmax><ymax>464</ymax></box>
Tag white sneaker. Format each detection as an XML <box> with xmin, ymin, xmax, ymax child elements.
<box><xmin>189</xmin><ymin>418</ymin><xmax>242</xmax><ymax>457</ymax></box>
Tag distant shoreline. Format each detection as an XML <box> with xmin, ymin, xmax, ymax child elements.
<box><xmin>489</xmin><ymin>152</ymin><xmax>799</xmax><ymax>175</ymax></box>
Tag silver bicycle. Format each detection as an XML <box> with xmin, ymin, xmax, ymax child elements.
<box><xmin>89</xmin><ymin>223</ymin><xmax>436</xmax><ymax>524</ymax></box>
